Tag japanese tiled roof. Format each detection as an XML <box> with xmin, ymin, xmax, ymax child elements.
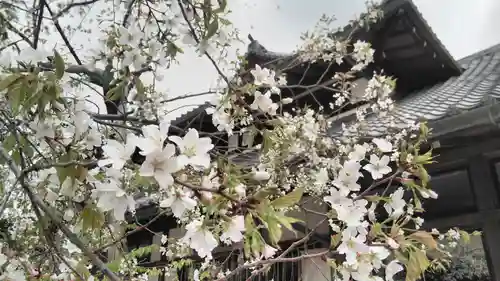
<box><xmin>335</xmin><ymin>43</ymin><xmax>500</xmax><ymax>137</ymax></box>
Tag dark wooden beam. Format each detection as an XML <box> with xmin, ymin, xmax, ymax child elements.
<box><xmin>383</xmin><ymin>34</ymin><xmax>418</xmax><ymax>52</ymax></box>
<box><xmin>468</xmin><ymin>155</ymin><xmax>500</xmax><ymax>281</ymax></box>
<box><xmin>423</xmin><ymin>209</ymin><xmax>500</xmax><ymax>230</ymax></box>
<box><xmin>434</xmin><ymin>135</ymin><xmax>500</xmax><ymax>164</ymax></box>
<box><xmin>383</xmin><ymin>47</ymin><xmax>428</xmax><ymax>61</ymax></box>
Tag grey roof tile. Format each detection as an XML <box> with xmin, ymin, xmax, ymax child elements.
<box><xmin>337</xmin><ymin>43</ymin><xmax>500</xmax><ymax>137</ymax></box>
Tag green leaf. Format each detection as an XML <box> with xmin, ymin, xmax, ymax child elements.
<box><xmin>275</xmin><ymin>214</ymin><xmax>302</xmax><ymax>233</ymax></box>
<box><xmin>364</xmin><ymin>195</ymin><xmax>389</xmax><ymax>202</ymax></box>
<box><xmin>75</xmin><ymin>261</ymin><xmax>91</xmax><ymax>280</ymax></box>
<box><xmin>8</xmin><ymin>85</ymin><xmax>24</xmax><ymax>114</ymax></box>
<box><xmin>56</xmin><ymin>153</ymin><xmax>77</xmax><ymax>183</ymax></box>
<box><xmin>250</xmin><ymin>231</ymin><xmax>263</xmax><ymax>257</ymax></box>
<box><xmin>415</xmin><ymin>150</ymin><xmax>434</xmax><ymax>165</ymax></box>
<box><xmin>75</xmin><ymin>165</ymin><xmax>88</xmax><ymax>182</ymax></box>
<box><xmin>406</xmin><ymin>250</ymin><xmax>430</xmax><ymax>281</ymax></box>
<box><xmin>106</xmin><ymin>260</ymin><xmax>120</xmax><ymax>272</ymax></box>
<box><xmin>134</xmin><ymin>76</ymin><xmax>146</xmax><ymax>98</ymax></box>
<box><xmin>472</xmin><ymin>230</ymin><xmax>482</xmax><ymax>236</ymax></box>
<box><xmin>245</xmin><ymin>213</ymin><xmax>255</xmax><ymax>231</ymax></box>
<box><xmin>370</xmin><ymin>223</ymin><xmax>383</xmax><ymax>237</ymax></box>
<box><xmin>417</xmin><ymin>166</ymin><xmax>430</xmax><ymax>188</ymax></box>
<box><xmin>54</xmin><ymin>50</ymin><xmax>65</xmax><ymax>79</ymax></box>
<box><xmin>214</xmin><ymin>0</ymin><xmax>227</xmax><ymax>13</ymax></box>
<box><xmin>24</xmin><ymin>88</ymin><xmax>42</xmax><ymax>109</ymax></box>
<box><xmin>252</xmin><ymin>187</ymin><xmax>279</xmax><ymax>201</ymax></box>
<box><xmin>244</xmin><ymin>236</ymin><xmax>251</xmax><ymax>258</ymax></box>
<box><xmin>271</xmin><ymin>188</ymin><xmax>304</xmax><ymax>209</ymax></box>
<box><xmin>219</xmin><ymin>17</ymin><xmax>232</xmax><ymax>25</ymax></box>
<box><xmin>130</xmin><ymin>244</ymin><xmax>159</xmax><ymax>258</ymax></box>
<box><xmin>459</xmin><ymin>230</ymin><xmax>471</xmax><ymax>244</ymax></box>
<box><xmin>2</xmin><ymin>134</ymin><xmax>16</xmax><ymax>152</ymax></box>
<box><xmin>167</xmin><ymin>41</ymin><xmax>184</xmax><ymax>56</ymax></box>
<box><xmin>205</xmin><ymin>19</ymin><xmax>219</xmax><ymax>40</ymax></box>
<box><xmin>420</xmin><ymin>122</ymin><xmax>430</xmax><ymax>138</ymax></box>
<box><xmin>11</xmin><ymin>150</ymin><xmax>21</xmax><ymax>165</ymax></box>
<box><xmin>202</xmin><ymin>0</ymin><xmax>214</xmax><ymax>28</ymax></box>
<box><xmin>331</xmin><ymin>233</ymin><xmax>341</xmax><ymax>248</ymax></box>
<box><xmin>80</xmin><ymin>204</ymin><xmax>105</xmax><ymax>231</ymax></box>
<box><xmin>267</xmin><ymin>216</ymin><xmax>282</xmax><ymax>245</ymax></box>
<box><xmin>0</xmin><ymin>73</ymin><xmax>22</xmax><ymax>91</ymax></box>
<box><xmin>107</xmin><ymin>82</ymin><xmax>126</xmax><ymax>101</ymax></box>
<box><xmin>409</xmin><ymin>231</ymin><xmax>438</xmax><ymax>249</ymax></box>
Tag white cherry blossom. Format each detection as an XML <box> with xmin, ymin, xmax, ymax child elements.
<box><xmin>17</xmin><ymin>46</ymin><xmax>50</xmax><ymax>64</ymax></box>
<box><xmin>220</xmin><ymin>215</ymin><xmax>245</xmax><ymax>244</ymax></box>
<box><xmin>384</xmin><ymin>187</ymin><xmax>406</xmax><ymax>218</ymax></box>
<box><xmin>135</xmin><ymin>120</ymin><xmax>171</xmax><ymax>156</ymax></box>
<box><xmin>262</xmin><ymin>244</ymin><xmax>277</xmax><ymax>259</ymax></box>
<box><xmin>122</xmin><ymin>49</ymin><xmax>146</xmax><ymax>70</ymax></box>
<box><xmin>0</xmin><ymin>253</ymin><xmax>6</xmax><ymax>266</ymax></box>
<box><xmin>385</xmin><ymin>260</ymin><xmax>403</xmax><ymax>281</ymax></box>
<box><xmin>234</xmin><ymin>184</ymin><xmax>246</xmax><ymax>198</ymax></box>
<box><xmin>29</xmin><ymin>117</ymin><xmax>56</xmax><ymax>139</ymax></box>
<box><xmin>250</xmin><ymin>64</ymin><xmax>276</xmax><ymax>86</ymax></box>
<box><xmin>92</xmin><ymin>180</ymin><xmax>136</xmax><ymax>221</ymax></box>
<box><xmin>181</xmin><ymin>219</ymin><xmax>218</xmax><ymax>259</ymax></box>
<box><xmin>98</xmin><ymin>134</ymin><xmax>137</xmax><ymax>170</ymax></box>
<box><xmin>364</xmin><ymin>154</ymin><xmax>392</xmax><ymax>180</ymax></box>
<box><xmin>63</xmin><ymin>209</ymin><xmax>75</xmax><ymax>221</ymax></box>
<box><xmin>118</xmin><ymin>25</ymin><xmax>143</xmax><ymax>46</ymax></box>
<box><xmin>1</xmin><ymin>264</ymin><xmax>26</xmax><ymax>281</ymax></box>
<box><xmin>324</xmin><ymin>187</ymin><xmax>352</xmax><ymax>207</ymax></box>
<box><xmin>250</xmin><ymin>90</ymin><xmax>278</xmax><ymax>115</ymax></box>
<box><xmin>252</xmin><ymin>165</ymin><xmax>271</xmax><ymax>181</ymax></box>
<box><xmin>369</xmin><ymin>246</ymin><xmax>391</xmax><ymax>269</ymax></box>
<box><xmin>169</xmin><ymin>128</ymin><xmax>214</xmax><ymax>170</ymax></box>
<box><xmin>349</xmin><ymin>143</ymin><xmax>368</xmax><ymax>161</ymax></box>
<box><xmin>159</xmin><ymin>188</ymin><xmax>198</xmax><ymax>218</ymax></box>
<box><xmin>85</xmin><ymin>127</ymin><xmax>102</xmax><ymax>149</ymax></box>
<box><xmin>338</xmin><ymin>234</ymin><xmax>370</xmax><ymax>265</ymax></box>
<box><xmin>333</xmin><ymin>163</ymin><xmax>362</xmax><ymax>196</ymax></box>
<box><xmin>315</xmin><ymin>168</ymin><xmax>330</xmax><ymax>187</ymax></box>
<box><xmin>372</xmin><ymin>138</ymin><xmax>393</xmax><ymax>152</ymax></box>
<box><xmin>63</xmin><ymin>240</ymin><xmax>81</xmax><ymax>255</ymax></box>
<box><xmin>419</xmin><ymin>188</ymin><xmax>438</xmax><ymax>199</ymax></box>
<box><xmin>335</xmin><ymin>199</ymin><xmax>368</xmax><ymax>227</ymax></box>
<box><xmin>140</xmin><ymin>144</ymin><xmax>181</xmax><ymax>189</ymax></box>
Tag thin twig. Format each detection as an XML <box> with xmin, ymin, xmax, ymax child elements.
<box><xmin>219</xmin><ymin>218</ymin><xmax>328</xmax><ymax>281</ymax></box>
<box><xmin>52</xmin><ymin>0</ymin><xmax>100</xmax><ymax>19</ymax></box>
<box><xmin>93</xmin><ymin>210</ymin><xmax>169</xmax><ymax>254</ymax></box>
<box><xmin>43</xmin><ymin>1</ymin><xmax>82</xmax><ymax>65</ymax></box>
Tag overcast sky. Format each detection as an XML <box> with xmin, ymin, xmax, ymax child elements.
<box><xmin>51</xmin><ymin>0</ymin><xmax>500</xmax><ymax>120</ymax></box>
<box><xmin>166</xmin><ymin>0</ymin><xmax>500</xmax><ymax>120</ymax></box>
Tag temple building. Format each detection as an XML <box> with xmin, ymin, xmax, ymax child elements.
<box><xmin>115</xmin><ymin>0</ymin><xmax>500</xmax><ymax>280</ymax></box>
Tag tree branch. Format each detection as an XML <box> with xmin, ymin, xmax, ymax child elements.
<box><xmin>33</xmin><ymin>0</ymin><xmax>45</xmax><ymax>49</ymax></box>
<box><xmin>53</xmin><ymin>0</ymin><xmax>100</xmax><ymax>19</ymax></box>
<box><xmin>160</xmin><ymin>91</ymin><xmax>215</xmax><ymax>104</ymax></box>
<box><xmin>43</xmin><ymin>1</ymin><xmax>82</xmax><ymax>65</ymax></box>
<box><xmin>0</xmin><ymin>13</ymin><xmax>34</xmax><ymax>48</ymax></box>
<box><xmin>122</xmin><ymin>0</ymin><xmax>137</xmax><ymax>27</ymax></box>
<box><xmin>0</xmin><ymin>146</ymin><xmax>121</xmax><ymax>281</ymax></box>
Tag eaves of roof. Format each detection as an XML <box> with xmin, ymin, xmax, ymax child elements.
<box><xmin>331</xmin><ymin>43</ymin><xmax>500</xmax><ymax>139</ymax></box>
